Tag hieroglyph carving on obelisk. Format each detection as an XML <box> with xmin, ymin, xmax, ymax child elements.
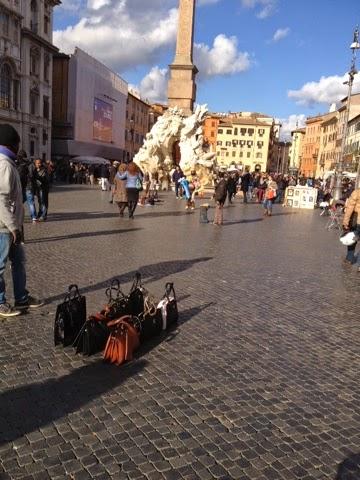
<box><xmin>167</xmin><ymin>0</ymin><xmax>198</xmax><ymax>115</ymax></box>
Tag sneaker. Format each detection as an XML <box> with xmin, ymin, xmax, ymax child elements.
<box><xmin>32</xmin><ymin>219</ymin><xmax>39</xmax><ymax>224</ymax></box>
<box><xmin>15</xmin><ymin>295</ymin><xmax>44</xmax><ymax>310</ymax></box>
<box><xmin>0</xmin><ymin>303</ymin><xmax>21</xmax><ymax>317</ymax></box>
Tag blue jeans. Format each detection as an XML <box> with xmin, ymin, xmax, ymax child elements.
<box><xmin>263</xmin><ymin>199</ymin><xmax>273</xmax><ymax>212</ymax></box>
<box><xmin>37</xmin><ymin>189</ymin><xmax>47</xmax><ymax>219</ymax></box>
<box><xmin>26</xmin><ymin>190</ymin><xmax>37</xmax><ymax>220</ymax></box>
<box><xmin>0</xmin><ymin>233</ymin><xmax>27</xmax><ymax>304</ymax></box>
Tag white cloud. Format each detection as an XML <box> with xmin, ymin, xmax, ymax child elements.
<box><xmin>134</xmin><ymin>67</ymin><xmax>169</xmax><ymax>103</ymax></box>
<box><xmin>277</xmin><ymin>114</ymin><xmax>306</xmax><ymax>140</ymax></box>
<box><xmin>54</xmin><ymin>2</ymin><xmax>178</xmax><ymax>72</ymax></box>
<box><xmin>272</xmin><ymin>27</ymin><xmax>290</xmax><ymax>43</ymax></box>
<box><xmin>195</xmin><ymin>34</ymin><xmax>251</xmax><ymax>78</ymax></box>
<box><xmin>241</xmin><ymin>0</ymin><xmax>278</xmax><ymax>19</ymax></box>
<box><xmin>87</xmin><ymin>0</ymin><xmax>110</xmax><ymax>9</ymax></box>
<box><xmin>58</xmin><ymin>0</ymin><xmax>85</xmax><ymax>11</ymax></box>
<box><xmin>288</xmin><ymin>73</ymin><xmax>360</xmax><ymax>107</ymax></box>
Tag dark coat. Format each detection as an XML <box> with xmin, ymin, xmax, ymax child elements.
<box><xmin>214</xmin><ymin>179</ymin><xmax>227</xmax><ymax>203</ymax></box>
<box><xmin>241</xmin><ymin>173</ymin><xmax>251</xmax><ymax>191</ymax></box>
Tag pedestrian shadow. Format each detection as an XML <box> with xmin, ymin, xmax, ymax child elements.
<box><xmin>44</xmin><ymin>210</ymin><xmax>193</xmax><ymax>222</ymax></box>
<box><xmin>25</xmin><ymin>228</ymin><xmax>142</xmax><ymax>244</ymax></box>
<box><xmin>222</xmin><ymin>218</ymin><xmax>263</xmax><ymax>226</ymax></box>
<box><xmin>45</xmin><ymin>257</ymin><xmax>213</xmax><ymax>304</ymax></box>
<box><xmin>335</xmin><ymin>452</ymin><xmax>360</xmax><ymax>479</ymax></box>
<box><xmin>271</xmin><ymin>211</ymin><xmax>299</xmax><ymax>216</ymax></box>
<box><xmin>0</xmin><ymin>359</ymin><xmax>147</xmax><ymax>445</ymax></box>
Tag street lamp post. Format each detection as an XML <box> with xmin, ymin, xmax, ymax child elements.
<box><xmin>333</xmin><ymin>26</ymin><xmax>360</xmax><ymax>200</ymax></box>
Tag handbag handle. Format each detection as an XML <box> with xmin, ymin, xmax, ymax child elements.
<box><xmin>105</xmin><ymin>279</ymin><xmax>125</xmax><ymax>302</ymax></box>
<box><xmin>130</xmin><ymin>272</ymin><xmax>142</xmax><ymax>293</ymax></box>
<box><xmin>107</xmin><ymin>315</ymin><xmax>142</xmax><ymax>333</ymax></box>
<box><xmin>68</xmin><ymin>284</ymin><xmax>82</xmax><ymax>299</ymax></box>
<box><xmin>164</xmin><ymin>282</ymin><xmax>176</xmax><ymax>301</ymax></box>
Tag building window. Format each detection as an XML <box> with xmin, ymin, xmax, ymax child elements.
<box><xmin>42</xmin><ymin>129</ymin><xmax>47</xmax><ymax>146</ymax></box>
<box><xmin>44</xmin><ymin>55</ymin><xmax>50</xmax><ymax>82</ymax></box>
<box><xmin>247</xmin><ymin>152</ymin><xmax>251</xmax><ymax>158</ymax></box>
<box><xmin>211</xmin><ymin>121</ymin><xmax>215</xmax><ymax>127</ymax></box>
<box><xmin>234</xmin><ymin>128</ymin><xmax>238</xmax><ymax>135</ymax></box>
<box><xmin>239</xmin><ymin>152</ymin><xmax>243</xmax><ymax>158</ymax></box>
<box><xmin>0</xmin><ymin>64</ymin><xmax>11</xmax><ymax>109</ymax></box>
<box><xmin>13</xmin><ymin>79</ymin><xmax>19</xmax><ymax>110</ymax></box>
<box><xmin>247</xmin><ymin>141</ymin><xmax>253</xmax><ymax>147</ymax></box>
<box><xmin>43</xmin><ymin>96</ymin><xmax>49</xmax><ymax>119</ymax></box>
<box><xmin>226</xmin><ymin>141</ymin><xmax>231</xmax><ymax>147</ymax></box>
<box><xmin>248</xmin><ymin>129</ymin><xmax>254</xmax><ymax>136</ymax></box>
<box><xmin>44</xmin><ymin>15</ymin><xmax>49</xmax><ymax>35</ymax></box>
<box><xmin>216</xmin><ymin>141</ymin><xmax>222</xmax><ymax>146</ymax></box>
<box><xmin>30</xmin><ymin>89</ymin><xmax>39</xmax><ymax>115</ymax></box>
<box><xmin>226</xmin><ymin>152</ymin><xmax>229</xmax><ymax>157</ymax></box>
<box><xmin>31</xmin><ymin>0</ymin><xmax>38</xmax><ymax>33</ymax></box>
<box><xmin>259</xmin><ymin>129</ymin><xmax>265</xmax><ymax>135</ymax></box>
<box><xmin>218</xmin><ymin>128</ymin><xmax>223</xmax><ymax>134</ymax></box>
<box><xmin>240</xmin><ymin>128</ymin><xmax>246</xmax><ymax>136</ymax></box>
<box><xmin>0</xmin><ymin>11</ymin><xmax>10</xmax><ymax>37</ymax></box>
<box><xmin>210</xmin><ymin>130</ymin><xmax>214</xmax><ymax>137</ymax></box>
<box><xmin>30</xmin><ymin>47</ymin><xmax>39</xmax><ymax>76</ymax></box>
<box><xmin>256</xmin><ymin>152</ymin><xmax>262</xmax><ymax>158</ymax></box>
<box><xmin>226</xmin><ymin>129</ymin><xmax>232</xmax><ymax>135</ymax></box>
<box><xmin>232</xmin><ymin>151</ymin><xmax>236</xmax><ymax>157</ymax></box>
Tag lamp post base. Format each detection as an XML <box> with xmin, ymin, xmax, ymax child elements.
<box><xmin>332</xmin><ymin>174</ymin><xmax>342</xmax><ymax>201</ymax></box>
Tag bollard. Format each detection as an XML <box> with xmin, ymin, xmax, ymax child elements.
<box><xmin>200</xmin><ymin>204</ymin><xmax>209</xmax><ymax>223</ymax></box>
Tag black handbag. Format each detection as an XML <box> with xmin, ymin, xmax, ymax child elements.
<box><xmin>157</xmin><ymin>283</ymin><xmax>178</xmax><ymax>330</ymax></box>
<box><xmin>128</xmin><ymin>272</ymin><xmax>145</xmax><ymax>316</ymax></box>
<box><xmin>73</xmin><ymin>315</ymin><xmax>110</xmax><ymax>356</ymax></box>
<box><xmin>103</xmin><ymin>279</ymin><xmax>131</xmax><ymax>320</ymax></box>
<box><xmin>139</xmin><ymin>306</ymin><xmax>162</xmax><ymax>343</ymax></box>
<box><xmin>54</xmin><ymin>285</ymin><xmax>86</xmax><ymax>346</ymax></box>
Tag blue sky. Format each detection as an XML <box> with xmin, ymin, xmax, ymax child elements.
<box><xmin>54</xmin><ymin>0</ymin><xmax>360</xmax><ymax>136</ymax></box>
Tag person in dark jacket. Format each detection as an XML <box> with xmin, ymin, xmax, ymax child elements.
<box><xmin>227</xmin><ymin>174</ymin><xmax>237</xmax><ymax>204</ymax></box>
<box><xmin>213</xmin><ymin>172</ymin><xmax>227</xmax><ymax>225</ymax></box>
<box><xmin>100</xmin><ymin>163</ymin><xmax>110</xmax><ymax>191</ymax></box>
<box><xmin>241</xmin><ymin>168</ymin><xmax>251</xmax><ymax>203</ymax></box>
<box><xmin>172</xmin><ymin>165</ymin><xmax>183</xmax><ymax>198</ymax></box>
<box><xmin>33</xmin><ymin>158</ymin><xmax>49</xmax><ymax>221</ymax></box>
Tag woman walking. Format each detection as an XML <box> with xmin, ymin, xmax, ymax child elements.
<box><xmin>116</xmin><ymin>162</ymin><xmax>143</xmax><ymax>218</ymax></box>
<box><xmin>113</xmin><ymin>163</ymin><xmax>128</xmax><ymax>217</ymax></box>
<box><xmin>263</xmin><ymin>176</ymin><xmax>277</xmax><ymax>216</ymax></box>
<box><xmin>213</xmin><ymin>172</ymin><xmax>227</xmax><ymax>225</ymax></box>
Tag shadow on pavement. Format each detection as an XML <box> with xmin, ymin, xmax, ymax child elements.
<box><xmin>0</xmin><ymin>360</ymin><xmax>147</xmax><ymax>445</ymax></box>
<box><xmin>335</xmin><ymin>452</ymin><xmax>360</xmax><ymax>479</ymax></box>
<box><xmin>222</xmin><ymin>218</ymin><xmax>263</xmax><ymax>226</ymax></box>
<box><xmin>44</xmin><ymin>210</ymin><xmax>193</xmax><ymax>222</ymax></box>
<box><xmin>134</xmin><ymin>302</ymin><xmax>216</xmax><ymax>359</ymax></box>
<box><xmin>45</xmin><ymin>257</ymin><xmax>213</xmax><ymax>304</ymax></box>
<box><xmin>25</xmin><ymin>228</ymin><xmax>142</xmax><ymax>244</ymax></box>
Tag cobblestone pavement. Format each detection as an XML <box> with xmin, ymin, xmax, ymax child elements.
<box><xmin>0</xmin><ymin>185</ymin><xmax>359</xmax><ymax>480</ymax></box>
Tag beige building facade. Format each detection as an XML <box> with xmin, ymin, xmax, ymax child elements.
<box><xmin>344</xmin><ymin>113</ymin><xmax>360</xmax><ymax>173</ymax></box>
<box><xmin>0</xmin><ymin>0</ymin><xmax>60</xmax><ymax>160</ymax></box>
<box><xmin>316</xmin><ymin>113</ymin><xmax>338</xmax><ymax>178</ymax></box>
<box><xmin>216</xmin><ymin>117</ymin><xmax>272</xmax><ymax>172</ymax></box>
<box><xmin>125</xmin><ymin>91</ymin><xmax>151</xmax><ymax>162</ymax></box>
<box><xmin>289</xmin><ymin>128</ymin><xmax>305</xmax><ymax>173</ymax></box>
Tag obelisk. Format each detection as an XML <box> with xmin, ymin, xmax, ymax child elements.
<box><xmin>168</xmin><ymin>0</ymin><xmax>198</xmax><ymax>115</ymax></box>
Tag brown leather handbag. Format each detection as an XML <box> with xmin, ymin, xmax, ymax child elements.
<box><xmin>103</xmin><ymin>316</ymin><xmax>140</xmax><ymax>366</ymax></box>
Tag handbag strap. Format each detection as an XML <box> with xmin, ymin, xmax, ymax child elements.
<box><xmin>164</xmin><ymin>282</ymin><xmax>176</xmax><ymax>301</ymax></box>
<box><xmin>130</xmin><ymin>272</ymin><xmax>142</xmax><ymax>293</ymax></box>
<box><xmin>105</xmin><ymin>279</ymin><xmax>125</xmax><ymax>302</ymax></box>
<box><xmin>107</xmin><ymin>316</ymin><xmax>140</xmax><ymax>336</ymax></box>
<box><xmin>68</xmin><ymin>284</ymin><xmax>82</xmax><ymax>300</ymax></box>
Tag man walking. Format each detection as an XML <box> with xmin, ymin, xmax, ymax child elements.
<box><xmin>0</xmin><ymin>124</ymin><xmax>44</xmax><ymax>317</ymax></box>
<box><xmin>241</xmin><ymin>168</ymin><xmax>251</xmax><ymax>204</ymax></box>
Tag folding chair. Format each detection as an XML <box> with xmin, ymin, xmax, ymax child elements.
<box><xmin>325</xmin><ymin>205</ymin><xmax>343</xmax><ymax>232</ymax></box>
